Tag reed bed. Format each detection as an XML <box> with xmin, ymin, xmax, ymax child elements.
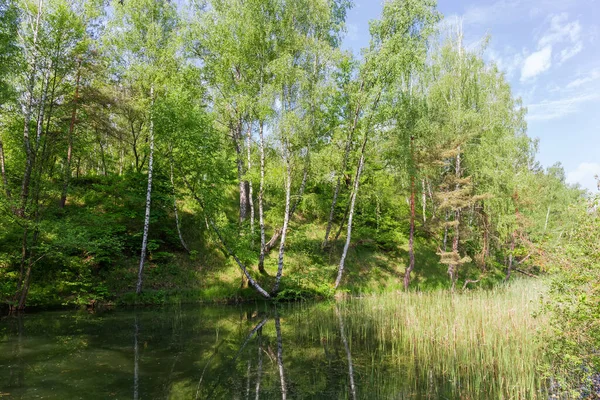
<box><xmin>335</xmin><ymin>279</ymin><xmax>549</xmax><ymax>399</ymax></box>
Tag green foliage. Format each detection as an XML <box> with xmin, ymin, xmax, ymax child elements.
<box><xmin>542</xmin><ymin>196</ymin><xmax>600</xmax><ymax>396</ymax></box>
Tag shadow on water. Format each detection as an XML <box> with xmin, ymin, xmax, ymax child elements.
<box><xmin>0</xmin><ymin>299</ymin><xmax>546</xmax><ymax>399</ymax></box>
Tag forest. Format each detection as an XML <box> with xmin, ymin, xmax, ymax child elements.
<box><xmin>0</xmin><ymin>0</ymin><xmax>599</xmax><ymax>397</ymax></box>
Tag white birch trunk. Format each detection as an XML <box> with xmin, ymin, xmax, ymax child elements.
<box><xmin>19</xmin><ymin>0</ymin><xmax>43</xmax><ymax>216</ymax></box>
<box><xmin>272</xmin><ymin>137</ymin><xmax>291</xmax><ymax>294</ymax></box>
<box><xmin>258</xmin><ymin>121</ymin><xmax>266</xmax><ymax>273</ymax></box>
<box><xmin>246</xmin><ymin>126</ymin><xmax>255</xmax><ymax>235</ymax></box>
<box><xmin>334</xmin><ymin>152</ymin><xmax>364</xmax><ymax>289</ymax></box>
<box><xmin>170</xmin><ymin>156</ymin><xmax>189</xmax><ymax>253</ymax></box>
<box><xmin>0</xmin><ymin>138</ymin><xmax>10</xmax><ymax>199</ymax></box>
<box><xmin>324</xmin><ymin>99</ymin><xmax>361</xmax><ymax>248</ymax></box>
<box><xmin>136</xmin><ymin>85</ymin><xmax>154</xmax><ymax>294</ymax></box>
<box><xmin>421</xmin><ymin>178</ymin><xmax>427</xmax><ymax>223</ymax></box>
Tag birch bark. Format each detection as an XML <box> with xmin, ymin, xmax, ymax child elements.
<box><xmin>136</xmin><ymin>85</ymin><xmax>155</xmax><ymax>294</ymax></box>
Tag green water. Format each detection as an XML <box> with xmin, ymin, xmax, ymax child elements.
<box><xmin>0</xmin><ymin>301</ymin><xmax>544</xmax><ymax>399</ymax></box>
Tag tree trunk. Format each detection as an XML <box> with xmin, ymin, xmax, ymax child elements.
<box><xmin>479</xmin><ymin>207</ymin><xmax>489</xmax><ymax>271</ymax></box>
<box><xmin>170</xmin><ymin>155</ymin><xmax>189</xmax><ymax>253</ymax></box>
<box><xmin>59</xmin><ymin>61</ymin><xmax>81</xmax><ymax>208</ymax></box>
<box><xmin>426</xmin><ymin>178</ymin><xmax>436</xmax><ymax>218</ymax></box>
<box><xmin>0</xmin><ymin>137</ymin><xmax>11</xmax><ymax>199</ymax></box>
<box><xmin>258</xmin><ymin>121</ymin><xmax>267</xmax><ymax>273</ymax></box>
<box><xmin>421</xmin><ymin>178</ymin><xmax>426</xmax><ymax>223</ymax></box>
<box><xmin>234</xmin><ymin>121</ymin><xmax>248</xmax><ymax>223</ymax></box>
<box><xmin>246</xmin><ymin>125</ymin><xmax>255</xmax><ymax>235</ymax></box>
<box><xmin>334</xmin><ymin>91</ymin><xmax>380</xmax><ymax>289</ymax></box>
<box><xmin>448</xmin><ymin>149</ymin><xmax>461</xmax><ymax>291</ymax></box>
<box><xmin>404</xmin><ymin>167</ymin><xmax>416</xmax><ymax>290</ymax></box>
<box><xmin>18</xmin><ymin>0</ymin><xmax>43</xmax><ymax>217</ymax></box>
<box><xmin>272</xmin><ymin>137</ymin><xmax>291</xmax><ymax>294</ymax></box>
<box><xmin>544</xmin><ymin>206</ymin><xmax>550</xmax><ymax>233</ymax></box>
<box><xmin>505</xmin><ymin>230</ymin><xmax>516</xmax><ymax>282</ymax></box>
<box><xmin>450</xmin><ymin>210</ymin><xmax>460</xmax><ymax>291</ymax></box>
<box><xmin>136</xmin><ymin>85</ymin><xmax>154</xmax><ymax>295</ymax></box>
<box><xmin>180</xmin><ymin>173</ymin><xmax>271</xmax><ymax>298</ymax></box>
<box><xmin>334</xmin><ymin>152</ymin><xmax>364</xmax><ymax>289</ymax></box>
<box><xmin>324</xmin><ymin>97</ymin><xmax>361</xmax><ymax>248</ymax></box>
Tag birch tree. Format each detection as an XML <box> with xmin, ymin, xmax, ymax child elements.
<box><xmin>106</xmin><ymin>0</ymin><xmax>179</xmax><ymax>294</ymax></box>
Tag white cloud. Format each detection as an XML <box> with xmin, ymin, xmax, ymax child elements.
<box><xmin>460</xmin><ymin>0</ymin><xmax>576</xmax><ymax>26</ymax></box>
<box><xmin>566</xmin><ymin>68</ymin><xmax>600</xmax><ymax>89</ymax></box>
<box><xmin>567</xmin><ymin>162</ymin><xmax>600</xmax><ymax>192</ymax></box>
<box><xmin>559</xmin><ymin>42</ymin><xmax>583</xmax><ymax>63</ymax></box>
<box><xmin>538</xmin><ymin>13</ymin><xmax>581</xmax><ymax>47</ymax></box>
<box><xmin>536</xmin><ymin>13</ymin><xmax>583</xmax><ymax>65</ymax></box>
<box><xmin>487</xmin><ymin>47</ymin><xmax>525</xmax><ymax>78</ymax></box>
<box><xmin>526</xmin><ymin>92</ymin><xmax>600</xmax><ymax>120</ymax></box>
<box><xmin>520</xmin><ymin>46</ymin><xmax>552</xmax><ymax>81</ymax></box>
<box><xmin>519</xmin><ymin>13</ymin><xmax>583</xmax><ymax>81</ymax></box>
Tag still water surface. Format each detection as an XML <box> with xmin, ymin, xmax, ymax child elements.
<box><xmin>0</xmin><ymin>300</ymin><xmax>543</xmax><ymax>399</ymax></box>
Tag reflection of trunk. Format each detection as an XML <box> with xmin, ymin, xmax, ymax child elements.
<box><xmin>274</xmin><ymin>314</ymin><xmax>287</xmax><ymax>400</ymax></box>
<box><xmin>273</xmin><ymin>137</ymin><xmax>291</xmax><ymax>294</ymax></box>
<box><xmin>258</xmin><ymin>122</ymin><xmax>267</xmax><ymax>273</ymax></box>
<box><xmin>170</xmin><ymin>155</ymin><xmax>189</xmax><ymax>253</ymax></box>
<box><xmin>246</xmin><ymin>360</ymin><xmax>251</xmax><ymax>399</ymax></box>
<box><xmin>336</xmin><ymin>306</ymin><xmax>356</xmax><ymax>400</ymax></box>
<box><xmin>8</xmin><ymin>314</ymin><xmax>25</xmax><ymax>387</ymax></box>
<box><xmin>246</xmin><ymin>126</ymin><xmax>255</xmax><ymax>234</ymax></box>
<box><xmin>60</xmin><ymin>61</ymin><xmax>81</xmax><ymax>208</ymax></box>
<box><xmin>255</xmin><ymin>327</ymin><xmax>263</xmax><ymax>400</ymax></box>
<box><xmin>133</xmin><ymin>314</ymin><xmax>140</xmax><ymax>400</ymax></box>
<box><xmin>136</xmin><ymin>85</ymin><xmax>154</xmax><ymax>295</ymax></box>
<box><xmin>204</xmin><ymin>318</ymin><xmax>268</xmax><ymax>399</ymax></box>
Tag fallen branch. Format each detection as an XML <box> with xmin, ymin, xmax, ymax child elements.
<box><xmin>513</xmin><ymin>268</ymin><xmax>538</xmax><ymax>278</ymax></box>
<box><xmin>462</xmin><ymin>279</ymin><xmax>480</xmax><ymax>290</ymax></box>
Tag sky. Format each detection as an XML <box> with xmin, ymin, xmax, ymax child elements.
<box><xmin>343</xmin><ymin>0</ymin><xmax>600</xmax><ymax>193</ymax></box>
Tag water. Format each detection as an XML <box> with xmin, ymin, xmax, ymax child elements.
<box><xmin>0</xmin><ymin>299</ymin><xmax>545</xmax><ymax>399</ymax></box>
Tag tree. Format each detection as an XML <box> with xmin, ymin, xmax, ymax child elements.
<box><xmin>105</xmin><ymin>0</ymin><xmax>179</xmax><ymax>294</ymax></box>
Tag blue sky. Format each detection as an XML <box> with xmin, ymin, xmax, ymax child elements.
<box><xmin>343</xmin><ymin>0</ymin><xmax>600</xmax><ymax>193</ymax></box>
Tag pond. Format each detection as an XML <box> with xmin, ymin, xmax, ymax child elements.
<box><xmin>0</xmin><ymin>287</ymin><xmax>547</xmax><ymax>399</ymax></box>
